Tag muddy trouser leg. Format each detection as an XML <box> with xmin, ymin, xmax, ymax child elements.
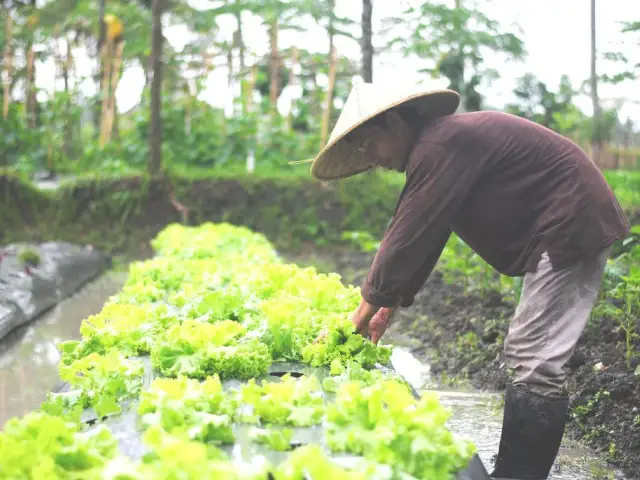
<box><xmin>491</xmin><ymin>248</ymin><xmax>610</xmax><ymax>480</ymax></box>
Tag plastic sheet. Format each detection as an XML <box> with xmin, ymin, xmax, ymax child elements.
<box><xmin>0</xmin><ymin>242</ymin><xmax>108</xmax><ymax>341</ymax></box>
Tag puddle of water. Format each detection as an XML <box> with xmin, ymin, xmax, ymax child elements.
<box><xmin>0</xmin><ymin>272</ymin><xmax>126</xmax><ymax>428</ymax></box>
<box><xmin>391</xmin><ymin>347</ymin><xmax>626</xmax><ymax>480</ymax></box>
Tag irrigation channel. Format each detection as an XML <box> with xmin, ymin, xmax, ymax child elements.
<box><xmin>0</xmin><ymin>271</ymin><xmax>627</xmax><ymax>480</ymax></box>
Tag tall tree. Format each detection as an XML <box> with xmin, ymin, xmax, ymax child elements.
<box><xmin>149</xmin><ymin>0</ymin><xmax>163</xmax><ymax>177</ymax></box>
<box><xmin>601</xmin><ymin>21</ymin><xmax>639</xmax><ymax>95</ymax></box>
<box><xmin>361</xmin><ymin>0</ymin><xmax>373</xmax><ymax>82</ymax></box>
<box><xmin>388</xmin><ymin>1</ymin><xmax>525</xmax><ymax>111</ymax></box>
<box><xmin>590</xmin><ymin>0</ymin><xmax>602</xmax><ymax>164</ymax></box>
<box><xmin>305</xmin><ymin>0</ymin><xmax>356</xmax><ymax>146</ymax></box>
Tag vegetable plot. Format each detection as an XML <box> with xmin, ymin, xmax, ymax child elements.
<box><xmin>0</xmin><ymin>223</ymin><xmax>477</xmax><ymax>479</ymax></box>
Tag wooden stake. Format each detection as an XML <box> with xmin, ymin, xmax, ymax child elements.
<box><xmin>320</xmin><ymin>46</ymin><xmax>337</xmax><ymax>148</ymax></box>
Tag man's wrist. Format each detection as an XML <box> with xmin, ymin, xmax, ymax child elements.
<box><xmin>355</xmin><ymin>298</ymin><xmax>380</xmax><ymax>321</ymax></box>
<box><xmin>376</xmin><ymin>306</ymin><xmax>397</xmax><ymax>322</ymax></box>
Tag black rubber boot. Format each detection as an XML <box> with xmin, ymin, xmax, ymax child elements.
<box><xmin>490</xmin><ymin>383</ymin><xmax>569</xmax><ymax>480</ymax></box>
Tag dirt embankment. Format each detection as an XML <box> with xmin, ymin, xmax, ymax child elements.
<box><xmin>290</xmin><ymin>248</ymin><xmax>640</xmax><ymax>480</ymax></box>
<box><xmin>0</xmin><ymin>173</ymin><xmax>402</xmax><ymax>260</ymax></box>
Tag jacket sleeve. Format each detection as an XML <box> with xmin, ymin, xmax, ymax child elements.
<box><xmin>360</xmin><ymin>142</ymin><xmax>480</xmax><ymax>308</ymax></box>
<box><xmin>397</xmin><ymin>228</ymin><xmax>452</xmax><ymax>307</ymax></box>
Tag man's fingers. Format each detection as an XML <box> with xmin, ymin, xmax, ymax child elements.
<box><xmin>313</xmin><ymin>329</ymin><xmax>328</xmax><ymax>344</ymax></box>
<box><xmin>368</xmin><ymin>314</ymin><xmax>389</xmax><ymax>345</ymax></box>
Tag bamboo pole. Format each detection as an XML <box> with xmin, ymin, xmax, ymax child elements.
<box><xmin>3</xmin><ymin>13</ymin><xmax>14</xmax><ymax>119</ymax></box>
<box><xmin>320</xmin><ymin>46</ymin><xmax>337</xmax><ymax>148</ymax></box>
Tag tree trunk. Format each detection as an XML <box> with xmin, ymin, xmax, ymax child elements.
<box><xmin>320</xmin><ymin>0</ymin><xmax>337</xmax><ymax>144</ymax></box>
<box><xmin>2</xmin><ymin>12</ymin><xmax>13</xmax><ymax>119</ymax></box>
<box><xmin>94</xmin><ymin>0</ymin><xmax>107</xmax><ymax>134</ymax></box>
<box><xmin>286</xmin><ymin>46</ymin><xmax>299</xmax><ymax>129</ymax></box>
<box><xmin>103</xmin><ymin>41</ymin><xmax>124</xmax><ymax>145</ymax></box>
<box><xmin>63</xmin><ymin>36</ymin><xmax>73</xmax><ymax>158</ymax></box>
<box><xmin>25</xmin><ymin>46</ymin><xmax>36</xmax><ymax>127</ymax></box>
<box><xmin>98</xmin><ymin>42</ymin><xmax>113</xmax><ymax>146</ymax></box>
<box><xmin>453</xmin><ymin>0</ymin><xmax>466</xmax><ymax>110</ymax></box>
<box><xmin>25</xmin><ymin>0</ymin><xmax>38</xmax><ymax>128</ymax></box>
<box><xmin>149</xmin><ymin>0</ymin><xmax>164</xmax><ymax>178</ymax></box>
<box><xmin>590</xmin><ymin>0</ymin><xmax>602</xmax><ymax>166</ymax></box>
<box><xmin>268</xmin><ymin>20</ymin><xmax>279</xmax><ymax>111</ymax></box>
<box><xmin>361</xmin><ymin>0</ymin><xmax>373</xmax><ymax>82</ymax></box>
<box><xmin>320</xmin><ymin>46</ymin><xmax>337</xmax><ymax>148</ymax></box>
<box><xmin>234</xmin><ymin>1</ymin><xmax>245</xmax><ymax>72</ymax></box>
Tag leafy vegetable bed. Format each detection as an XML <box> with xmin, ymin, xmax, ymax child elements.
<box><xmin>0</xmin><ymin>223</ymin><xmax>479</xmax><ymax>479</ymax></box>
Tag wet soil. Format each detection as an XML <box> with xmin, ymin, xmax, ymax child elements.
<box><xmin>289</xmin><ymin>247</ymin><xmax>640</xmax><ymax>480</ymax></box>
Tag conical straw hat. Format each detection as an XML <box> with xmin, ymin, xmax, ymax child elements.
<box><xmin>308</xmin><ymin>81</ymin><xmax>460</xmax><ymax>181</ymax></box>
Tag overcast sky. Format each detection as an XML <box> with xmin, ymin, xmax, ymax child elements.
<box><xmin>35</xmin><ymin>0</ymin><xmax>640</xmax><ymax>122</ymax></box>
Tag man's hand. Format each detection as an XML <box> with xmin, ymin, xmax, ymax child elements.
<box><xmin>351</xmin><ymin>300</ymin><xmax>397</xmax><ymax>345</ymax></box>
<box><xmin>369</xmin><ymin>307</ymin><xmax>396</xmax><ymax>344</ymax></box>
<box><xmin>313</xmin><ymin>300</ymin><xmax>397</xmax><ymax>345</ymax></box>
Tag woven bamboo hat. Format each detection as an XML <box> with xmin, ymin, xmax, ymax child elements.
<box><xmin>303</xmin><ymin>81</ymin><xmax>460</xmax><ymax>181</ymax></box>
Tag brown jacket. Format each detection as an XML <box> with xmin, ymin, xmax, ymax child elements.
<box><xmin>361</xmin><ymin>111</ymin><xmax>630</xmax><ymax>308</ymax></box>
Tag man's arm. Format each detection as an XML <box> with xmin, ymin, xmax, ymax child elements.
<box><xmin>361</xmin><ymin>143</ymin><xmax>480</xmax><ymax>308</ymax></box>
<box><xmin>398</xmin><ymin>228</ymin><xmax>452</xmax><ymax>307</ymax></box>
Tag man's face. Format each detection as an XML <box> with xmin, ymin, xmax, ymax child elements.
<box><xmin>353</xmin><ymin>111</ymin><xmax>418</xmax><ymax>173</ymax></box>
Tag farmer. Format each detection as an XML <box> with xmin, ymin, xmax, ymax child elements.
<box><xmin>305</xmin><ymin>82</ymin><xmax>630</xmax><ymax>480</ymax></box>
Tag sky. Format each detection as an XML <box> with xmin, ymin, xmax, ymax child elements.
<box><xmin>35</xmin><ymin>0</ymin><xmax>640</xmax><ymax>122</ymax></box>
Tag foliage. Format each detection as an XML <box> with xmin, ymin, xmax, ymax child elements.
<box><xmin>505</xmin><ymin>73</ymin><xmax>621</xmax><ymax>144</ymax></box>
<box><xmin>326</xmin><ymin>379</ymin><xmax>477</xmax><ymax>479</ymax></box>
<box><xmin>0</xmin><ymin>413</ymin><xmax>119</xmax><ymax>479</ymax></box>
<box><xmin>3</xmin><ymin>0</ymin><xmax>638</xmax><ymax>177</ymax></box>
<box><xmin>388</xmin><ymin>0</ymin><xmax>525</xmax><ymax>111</ymax></box>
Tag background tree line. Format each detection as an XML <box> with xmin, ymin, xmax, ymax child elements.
<box><xmin>0</xmin><ymin>0</ymin><xmax>639</xmax><ymax>178</ymax></box>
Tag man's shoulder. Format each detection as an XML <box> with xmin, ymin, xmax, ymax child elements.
<box><xmin>418</xmin><ymin>111</ymin><xmax>508</xmax><ymax>146</ymax></box>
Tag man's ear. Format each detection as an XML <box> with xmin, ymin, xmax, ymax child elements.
<box><xmin>384</xmin><ymin>111</ymin><xmax>406</xmax><ymax>136</ymax></box>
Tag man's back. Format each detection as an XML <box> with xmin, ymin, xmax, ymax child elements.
<box><xmin>412</xmin><ymin>111</ymin><xmax>629</xmax><ymax>275</ymax></box>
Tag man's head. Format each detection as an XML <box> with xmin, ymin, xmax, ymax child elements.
<box><xmin>346</xmin><ymin>107</ymin><xmax>423</xmax><ymax>173</ymax></box>
<box><xmin>308</xmin><ymin>85</ymin><xmax>459</xmax><ymax>181</ymax></box>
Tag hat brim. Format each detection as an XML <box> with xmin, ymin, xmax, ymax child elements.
<box><xmin>310</xmin><ymin>89</ymin><xmax>460</xmax><ymax>181</ymax></box>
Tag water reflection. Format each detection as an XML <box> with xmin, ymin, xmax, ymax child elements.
<box><xmin>0</xmin><ymin>273</ymin><xmax>126</xmax><ymax>428</ymax></box>
<box><xmin>391</xmin><ymin>347</ymin><xmax>625</xmax><ymax>480</ymax></box>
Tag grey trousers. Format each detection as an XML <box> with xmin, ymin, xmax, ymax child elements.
<box><xmin>504</xmin><ymin>248</ymin><xmax>610</xmax><ymax>396</ymax></box>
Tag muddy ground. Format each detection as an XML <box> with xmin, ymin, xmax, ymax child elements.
<box><xmin>289</xmin><ymin>247</ymin><xmax>640</xmax><ymax>480</ymax></box>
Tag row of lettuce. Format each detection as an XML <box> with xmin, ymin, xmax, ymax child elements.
<box><xmin>0</xmin><ymin>223</ymin><xmax>476</xmax><ymax>479</ymax></box>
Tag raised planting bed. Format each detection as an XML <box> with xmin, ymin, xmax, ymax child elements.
<box><xmin>0</xmin><ymin>223</ymin><xmax>488</xmax><ymax>479</ymax></box>
<box><xmin>0</xmin><ymin>242</ymin><xmax>109</xmax><ymax>341</ymax></box>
